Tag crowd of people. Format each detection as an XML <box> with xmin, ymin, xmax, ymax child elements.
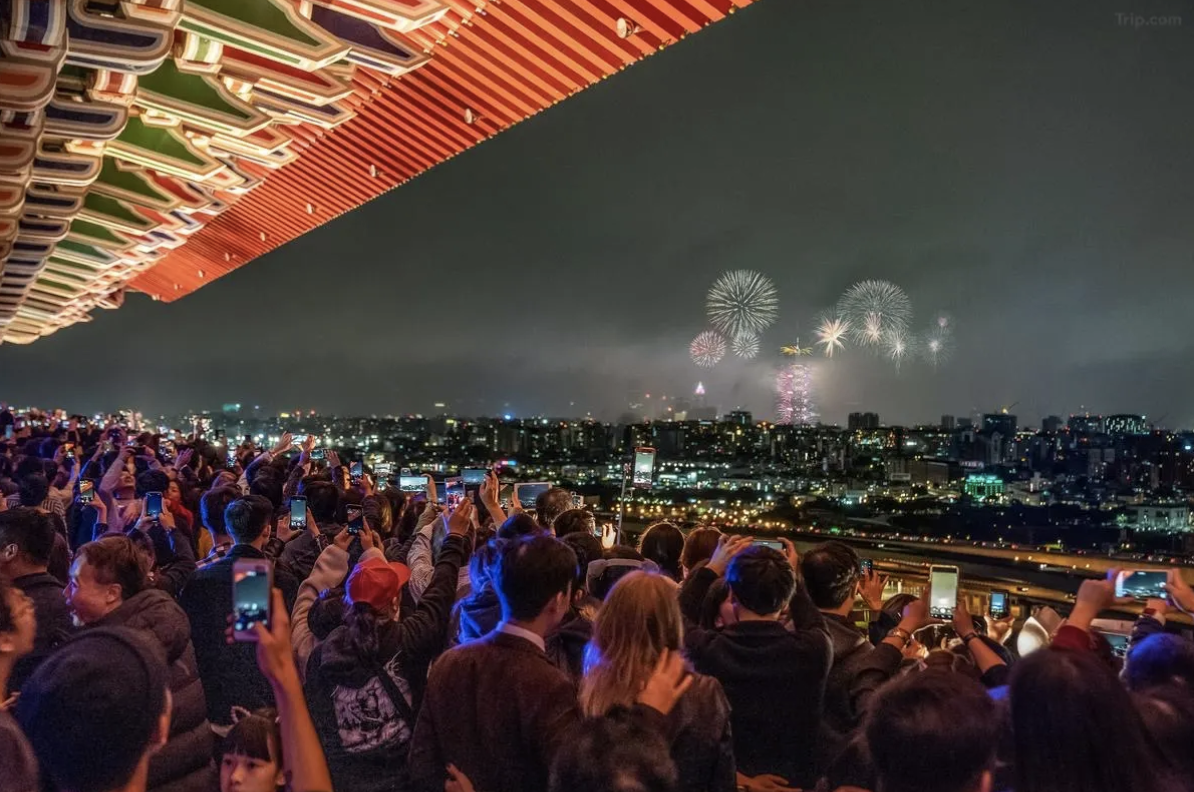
<box><xmin>2</xmin><ymin>403</ymin><xmax>1194</xmax><ymax>792</ymax></box>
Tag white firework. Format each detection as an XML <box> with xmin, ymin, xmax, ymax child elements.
<box><xmin>837</xmin><ymin>280</ymin><xmax>912</xmax><ymax>346</ymax></box>
<box><xmin>707</xmin><ymin>270</ymin><xmax>779</xmax><ymax>338</ymax></box>
<box><xmin>934</xmin><ymin>311</ymin><xmax>953</xmax><ymax>332</ymax></box>
<box><xmin>730</xmin><ymin>331</ymin><xmax>760</xmax><ymax>359</ymax></box>
<box><xmin>689</xmin><ymin>330</ymin><xmax>727</xmax><ymax>368</ymax></box>
<box><xmin>922</xmin><ymin>324</ymin><xmax>955</xmax><ymax>368</ymax></box>
<box><xmin>883</xmin><ymin>326</ymin><xmax>915</xmax><ymax>372</ymax></box>
<box><xmin>815</xmin><ymin>314</ymin><xmax>850</xmax><ymax>357</ymax></box>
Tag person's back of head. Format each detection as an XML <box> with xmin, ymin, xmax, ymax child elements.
<box><xmin>200</xmin><ymin>485</ymin><xmax>240</xmax><ymax>537</ymax></box>
<box><xmin>17</xmin><ymin>472</ymin><xmax>49</xmax><ymax>508</ymax></box>
<box><xmin>1125</xmin><ymin>633</ymin><xmax>1194</xmax><ymax>692</ymax></box>
<box><xmin>497</xmin><ymin>512</ymin><xmax>539</xmax><ymax>540</ymax></box>
<box><xmin>301</xmin><ymin>480</ymin><xmax>340</xmax><ymax>528</ymax></box>
<box><xmin>17</xmin><ymin>626</ymin><xmax>170</xmax><ymax>792</ymax></box>
<box><xmin>865</xmin><ymin>669</ymin><xmax>997</xmax><ymax>792</ymax></box>
<box><xmin>800</xmin><ymin>541</ymin><xmax>860</xmax><ymax>610</ymax></box>
<box><xmin>680</xmin><ymin>527</ymin><xmax>721</xmax><ymax>575</ymax></box>
<box><xmin>535</xmin><ymin>487</ymin><xmax>573</xmax><ymax>530</ymax></box>
<box><xmin>224</xmin><ymin>495</ymin><xmax>273</xmax><ymax>546</ymax></box>
<box><xmin>561</xmin><ymin>532</ymin><xmax>602</xmax><ymax>598</ymax></box>
<box><xmin>249</xmin><ymin>473</ymin><xmax>284</xmax><ymax>511</ymax></box>
<box><xmin>0</xmin><ymin>506</ymin><xmax>56</xmax><ymax>569</ymax></box>
<box><xmin>638</xmin><ymin>522</ymin><xmax>684</xmax><ymax>582</ymax></box>
<box><xmin>580</xmin><ymin>571</ymin><xmax>681</xmax><ymax>717</ymax></box>
<box><xmin>494</xmin><ymin>535</ymin><xmax>576</xmax><ymax>624</ymax></box>
<box><xmin>135</xmin><ymin>469</ymin><xmax>169</xmax><ymax>499</ymax></box>
<box><xmin>726</xmin><ymin>546</ymin><xmax>794</xmax><ymax>617</ymax></box>
<box><xmin>549</xmin><ymin>712</ymin><xmax>677</xmax><ymax>792</ymax></box>
<box><xmin>1136</xmin><ymin>683</ymin><xmax>1194</xmax><ymax>780</ymax></box>
<box><xmin>587</xmin><ymin>546</ymin><xmax>657</xmax><ymax>602</ymax></box>
<box><xmin>14</xmin><ymin>455</ymin><xmax>43</xmax><ymax>482</ymax></box>
<box><xmin>468</xmin><ymin>538</ymin><xmax>506</xmax><ymax>595</ymax></box>
<box><xmin>553</xmin><ymin>508</ymin><xmax>595</xmax><ymax>539</ymax></box>
<box><xmin>1010</xmin><ymin>646</ymin><xmax>1165</xmax><ymax>792</ymax></box>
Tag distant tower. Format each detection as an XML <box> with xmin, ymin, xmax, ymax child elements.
<box><xmin>776</xmin><ymin>361</ymin><xmax>817</xmax><ymax>425</ymax></box>
<box><xmin>694</xmin><ymin>382</ymin><xmax>706</xmax><ymax>406</ymax></box>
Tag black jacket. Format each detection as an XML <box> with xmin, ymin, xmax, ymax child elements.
<box><xmin>544</xmin><ymin>609</ymin><xmax>592</xmax><ymax>683</ymax></box>
<box><xmin>178</xmin><ymin>544</ymin><xmax>299</xmax><ymax>725</ymax></box>
<box><xmin>304</xmin><ymin>535</ymin><xmax>470</xmax><ymax>792</ymax></box>
<box><xmin>94</xmin><ymin>589</ymin><xmax>214</xmax><ymax>792</ymax></box>
<box><xmin>11</xmin><ymin>571</ymin><xmax>72</xmax><ymax>692</ymax></box>
<box><xmin>662</xmin><ymin>673</ymin><xmax>737</xmax><ymax>792</ymax></box>
<box><xmin>451</xmin><ymin>584</ymin><xmax>501</xmax><ymax>647</ymax></box>
<box><xmin>680</xmin><ymin>567</ymin><xmax>832</xmax><ymax>789</ymax></box>
<box><xmin>821</xmin><ymin>613</ymin><xmax>902</xmax><ymax>734</ymax></box>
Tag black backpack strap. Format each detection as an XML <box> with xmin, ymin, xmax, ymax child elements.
<box><xmin>372</xmin><ymin>661</ymin><xmax>418</xmax><ymax>729</ymax></box>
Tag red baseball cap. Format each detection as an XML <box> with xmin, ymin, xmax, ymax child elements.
<box><xmin>346</xmin><ymin>558</ymin><xmax>411</xmax><ymax>611</ymax></box>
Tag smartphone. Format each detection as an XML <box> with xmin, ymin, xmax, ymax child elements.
<box><xmin>859</xmin><ymin>558</ymin><xmax>874</xmax><ymax>576</ymax></box>
<box><xmin>752</xmin><ymin>538</ymin><xmax>784</xmax><ymax>552</ymax></box>
<box><xmin>59</xmin><ymin>419</ymin><xmax>69</xmax><ymax>430</ymax></box>
<box><xmin>632</xmin><ymin>447</ymin><xmax>656</xmax><ymax>489</ymax></box>
<box><xmin>214</xmin><ymin>428</ymin><xmax>225</xmax><ymax>443</ymax></box>
<box><xmin>346</xmin><ymin>504</ymin><xmax>364</xmax><ymax>535</ymax></box>
<box><xmin>445</xmin><ymin>476</ymin><xmax>465</xmax><ymax>511</ymax></box>
<box><xmin>928</xmin><ymin>565</ymin><xmax>960</xmax><ymax>619</ymax></box>
<box><xmin>226</xmin><ymin>450</ymin><xmax>237</xmax><ymax>468</ymax></box>
<box><xmin>3</xmin><ymin>426</ymin><xmax>11</xmax><ymax>439</ymax></box>
<box><xmin>145</xmin><ymin>491</ymin><xmax>163</xmax><ymax>519</ymax></box>
<box><xmin>374</xmin><ymin>462</ymin><xmax>393</xmax><ymax>490</ymax></box>
<box><xmin>311</xmin><ymin>447</ymin><xmax>326</xmax><ymax>460</ymax></box>
<box><xmin>989</xmin><ymin>589</ymin><xmax>1010</xmax><ymax>619</ymax></box>
<box><xmin>515</xmin><ymin>481</ymin><xmax>551</xmax><ymax>507</ymax></box>
<box><xmin>350</xmin><ymin>461</ymin><xmax>363</xmax><ymax>485</ymax></box>
<box><xmin>243</xmin><ymin>434</ymin><xmax>252</xmax><ymax>446</ymax></box>
<box><xmin>571</xmin><ymin>493</ymin><xmax>584</xmax><ymax>509</ymax></box>
<box><xmin>78</xmin><ymin>479</ymin><xmax>95</xmax><ymax>504</ymax></box>
<box><xmin>1114</xmin><ymin>570</ymin><xmax>1168</xmax><ymax>601</ymax></box>
<box><xmin>399</xmin><ymin>475</ymin><xmax>425</xmax><ymax>493</ymax></box>
<box><xmin>232</xmin><ymin>559</ymin><xmax>273</xmax><ymax>642</ymax></box>
<box><xmin>291</xmin><ymin>434</ymin><xmax>308</xmax><ymax>447</ymax></box>
<box><xmin>63</xmin><ymin>442</ymin><xmax>75</xmax><ymax>459</ymax></box>
<box><xmin>462</xmin><ymin>468</ymin><xmax>487</xmax><ymax>498</ymax></box>
<box><xmin>289</xmin><ymin>497</ymin><xmax>307</xmax><ymax>530</ymax></box>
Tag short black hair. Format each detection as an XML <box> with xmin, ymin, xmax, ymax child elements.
<box><xmin>726</xmin><ymin>546</ymin><xmax>795</xmax><ymax>616</ymax></box>
<box><xmin>801</xmin><ymin>541</ymin><xmax>860</xmax><ymax>609</ymax></box>
<box><xmin>549</xmin><ymin>711</ymin><xmax>677</xmax><ymax>792</ymax></box>
<box><xmin>301</xmin><ymin>480</ymin><xmax>340</xmax><ymax>526</ymax></box>
<box><xmin>535</xmin><ymin>487</ymin><xmax>573</xmax><ymax>529</ymax></box>
<box><xmin>865</xmin><ymin>669</ymin><xmax>997</xmax><ymax>792</ymax></box>
<box><xmin>553</xmin><ymin>508</ymin><xmax>595</xmax><ymax>538</ymax></box>
<box><xmin>200</xmin><ymin>486</ymin><xmax>240</xmax><ymax>535</ymax></box>
<box><xmin>224</xmin><ymin>495</ymin><xmax>273</xmax><ymax>545</ymax></box>
<box><xmin>560</xmin><ymin>532</ymin><xmax>602</xmax><ymax>592</ymax></box>
<box><xmin>135</xmin><ymin>469</ymin><xmax>169</xmax><ymax>499</ymax></box>
<box><xmin>249</xmin><ymin>473</ymin><xmax>284</xmax><ymax>511</ymax></box>
<box><xmin>1125</xmin><ymin>633</ymin><xmax>1194</xmax><ymax>692</ymax></box>
<box><xmin>497</xmin><ymin>512</ymin><xmax>539</xmax><ymax>540</ymax></box>
<box><xmin>639</xmin><ymin>522</ymin><xmax>685</xmax><ymax>581</ymax></box>
<box><xmin>18</xmin><ymin>473</ymin><xmax>49</xmax><ymax>507</ymax></box>
<box><xmin>0</xmin><ymin>507</ymin><xmax>56</xmax><ymax>566</ymax></box>
<box><xmin>215</xmin><ymin>708</ymin><xmax>281</xmax><ymax>766</ymax></box>
<box><xmin>495</xmin><ymin>535</ymin><xmax>577</xmax><ymax>622</ymax></box>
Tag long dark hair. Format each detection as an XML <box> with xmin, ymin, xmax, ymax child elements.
<box><xmin>342</xmin><ymin>600</ymin><xmax>384</xmax><ymax>662</ymax></box>
<box><xmin>638</xmin><ymin>522</ymin><xmax>684</xmax><ymax>582</ymax></box>
<box><xmin>1010</xmin><ymin>649</ymin><xmax>1175</xmax><ymax>792</ymax></box>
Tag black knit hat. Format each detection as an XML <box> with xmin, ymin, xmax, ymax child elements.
<box><xmin>16</xmin><ymin>626</ymin><xmax>169</xmax><ymax>792</ymax></box>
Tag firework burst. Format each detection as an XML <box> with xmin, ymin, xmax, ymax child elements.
<box><xmin>775</xmin><ymin>362</ymin><xmax>817</xmax><ymax>425</ymax></box>
<box><xmin>690</xmin><ymin>330</ymin><xmax>727</xmax><ymax>368</ymax></box>
<box><xmin>730</xmin><ymin>331</ymin><xmax>760</xmax><ymax>359</ymax></box>
<box><xmin>707</xmin><ymin>270</ymin><xmax>779</xmax><ymax>338</ymax></box>
<box><xmin>922</xmin><ymin>324</ymin><xmax>955</xmax><ymax>368</ymax></box>
<box><xmin>815</xmin><ymin>314</ymin><xmax>850</xmax><ymax>358</ymax></box>
<box><xmin>837</xmin><ymin>280</ymin><xmax>912</xmax><ymax>346</ymax></box>
<box><xmin>882</xmin><ymin>326</ymin><xmax>915</xmax><ymax>372</ymax></box>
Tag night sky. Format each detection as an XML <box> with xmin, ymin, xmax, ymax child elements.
<box><xmin>3</xmin><ymin>0</ymin><xmax>1193</xmax><ymax>427</ymax></box>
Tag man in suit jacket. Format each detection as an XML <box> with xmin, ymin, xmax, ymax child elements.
<box><xmin>409</xmin><ymin>534</ymin><xmax>687</xmax><ymax>792</ymax></box>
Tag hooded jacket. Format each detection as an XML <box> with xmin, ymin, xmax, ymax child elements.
<box><xmin>303</xmin><ymin>535</ymin><xmax>470</xmax><ymax>792</ymax></box>
<box><xmin>93</xmin><ymin>588</ymin><xmax>214</xmax><ymax>792</ymax></box>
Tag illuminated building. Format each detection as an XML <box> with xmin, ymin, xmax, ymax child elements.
<box><xmin>1068</xmin><ymin>414</ymin><xmax>1104</xmax><ymax>434</ymax></box>
<box><xmin>964</xmin><ymin>474</ymin><xmax>1004</xmax><ymax>500</ymax></box>
<box><xmin>0</xmin><ymin>0</ymin><xmax>755</xmax><ymax>344</ymax></box>
<box><xmin>848</xmin><ymin>412</ymin><xmax>880</xmax><ymax>430</ymax></box>
<box><xmin>1105</xmin><ymin>414</ymin><xmax>1147</xmax><ymax>435</ymax></box>
<box><xmin>1126</xmin><ymin>504</ymin><xmax>1191</xmax><ymax>533</ymax></box>
<box><xmin>1041</xmin><ymin>415</ymin><xmax>1063</xmax><ymax>433</ymax></box>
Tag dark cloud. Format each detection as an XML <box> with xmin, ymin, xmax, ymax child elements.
<box><xmin>3</xmin><ymin>0</ymin><xmax>1193</xmax><ymax>427</ymax></box>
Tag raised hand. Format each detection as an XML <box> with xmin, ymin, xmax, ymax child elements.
<box><xmin>636</xmin><ymin>649</ymin><xmax>692</xmax><ymax>716</ymax></box>
<box><xmin>708</xmin><ymin>534</ymin><xmax>753</xmax><ymax>576</ymax></box>
<box><xmin>859</xmin><ymin>569</ymin><xmax>889</xmax><ymax>611</ymax></box>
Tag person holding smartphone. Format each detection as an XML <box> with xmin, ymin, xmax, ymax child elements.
<box><xmin>303</xmin><ymin>500</ymin><xmax>476</xmax><ymax>792</ymax></box>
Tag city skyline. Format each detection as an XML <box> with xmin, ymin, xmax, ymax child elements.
<box><xmin>2</xmin><ymin>0</ymin><xmax>1192</xmax><ymax>425</ymax></box>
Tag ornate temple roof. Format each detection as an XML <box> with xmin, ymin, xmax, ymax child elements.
<box><xmin>0</xmin><ymin>0</ymin><xmax>757</xmax><ymax>345</ymax></box>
